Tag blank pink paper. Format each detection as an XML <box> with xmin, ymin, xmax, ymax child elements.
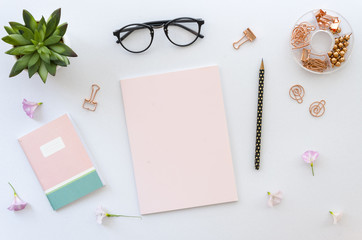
<box><xmin>120</xmin><ymin>66</ymin><xmax>238</xmax><ymax>214</ymax></box>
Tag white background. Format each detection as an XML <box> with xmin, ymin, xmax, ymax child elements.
<box><xmin>1</xmin><ymin>0</ymin><xmax>362</xmax><ymax>239</ymax></box>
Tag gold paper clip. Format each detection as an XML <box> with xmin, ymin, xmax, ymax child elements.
<box><xmin>301</xmin><ymin>49</ymin><xmax>310</xmax><ymax>62</ymax></box>
<box><xmin>83</xmin><ymin>84</ymin><xmax>100</xmax><ymax>112</ymax></box>
<box><xmin>233</xmin><ymin>28</ymin><xmax>256</xmax><ymax>50</ymax></box>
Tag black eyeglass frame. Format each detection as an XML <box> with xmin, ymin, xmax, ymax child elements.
<box><xmin>113</xmin><ymin>17</ymin><xmax>205</xmax><ymax>53</ymax></box>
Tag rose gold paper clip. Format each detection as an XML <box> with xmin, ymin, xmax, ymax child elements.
<box><xmin>233</xmin><ymin>28</ymin><xmax>256</xmax><ymax>49</ymax></box>
<box><xmin>83</xmin><ymin>84</ymin><xmax>100</xmax><ymax>111</ymax></box>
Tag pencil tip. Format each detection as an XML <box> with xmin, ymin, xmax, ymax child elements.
<box><xmin>260</xmin><ymin>59</ymin><xmax>264</xmax><ymax>69</ymax></box>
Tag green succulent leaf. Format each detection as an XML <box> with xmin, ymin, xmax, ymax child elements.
<box><xmin>44</xmin><ymin>35</ymin><xmax>61</xmax><ymax>46</ymax></box>
<box><xmin>50</xmin><ymin>9</ymin><xmax>61</xmax><ymax>27</ymax></box>
<box><xmin>64</xmin><ymin>56</ymin><xmax>70</xmax><ymax>65</ymax></box>
<box><xmin>37</xmin><ymin>17</ymin><xmax>46</xmax><ymax>30</ymax></box>
<box><xmin>50</xmin><ymin>51</ymin><xmax>68</xmax><ymax>66</ymax></box>
<box><xmin>28</xmin><ymin>58</ymin><xmax>41</xmax><ymax>78</ymax></box>
<box><xmin>33</xmin><ymin>30</ymin><xmax>40</xmax><ymax>42</ymax></box>
<box><xmin>44</xmin><ymin>61</ymin><xmax>56</xmax><ymax>76</ymax></box>
<box><xmin>23</xmin><ymin>10</ymin><xmax>37</xmax><ymax>32</ymax></box>
<box><xmin>39</xmin><ymin>30</ymin><xmax>45</xmax><ymax>42</ymax></box>
<box><xmin>50</xmin><ymin>52</ymin><xmax>57</xmax><ymax>61</ymax></box>
<box><xmin>38</xmin><ymin>46</ymin><xmax>51</xmax><ymax>64</ymax></box>
<box><xmin>50</xmin><ymin>51</ymin><xmax>63</xmax><ymax>60</ymax></box>
<box><xmin>2</xmin><ymin>34</ymin><xmax>31</xmax><ymax>46</ymax></box>
<box><xmin>39</xmin><ymin>53</ymin><xmax>50</xmax><ymax>64</ymax></box>
<box><xmin>52</xmin><ymin>59</ymin><xmax>67</xmax><ymax>67</ymax></box>
<box><xmin>48</xmin><ymin>43</ymin><xmax>77</xmax><ymax>57</ymax></box>
<box><xmin>38</xmin><ymin>46</ymin><xmax>51</xmax><ymax>55</ymax></box>
<box><xmin>9</xmin><ymin>54</ymin><xmax>32</xmax><ymax>77</ymax></box>
<box><xmin>17</xmin><ymin>26</ymin><xmax>34</xmax><ymax>40</ymax></box>
<box><xmin>53</xmin><ymin>23</ymin><xmax>68</xmax><ymax>37</ymax></box>
<box><xmin>9</xmin><ymin>22</ymin><xmax>24</xmax><ymax>33</ymax></box>
<box><xmin>37</xmin><ymin>17</ymin><xmax>46</xmax><ymax>41</ymax></box>
<box><xmin>45</xmin><ymin>9</ymin><xmax>61</xmax><ymax>38</ymax></box>
<box><xmin>28</xmin><ymin>52</ymin><xmax>40</xmax><ymax>68</ymax></box>
<box><xmin>4</xmin><ymin>26</ymin><xmax>16</xmax><ymax>34</ymax></box>
<box><xmin>31</xmin><ymin>39</ymin><xmax>38</xmax><ymax>45</ymax></box>
<box><xmin>38</xmin><ymin>61</ymin><xmax>48</xmax><ymax>83</ymax></box>
<box><xmin>50</xmin><ymin>53</ymin><xmax>57</xmax><ymax>61</ymax></box>
<box><xmin>5</xmin><ymin>45</ymin><xmax>36</xmax><ymax>55</ymax></box>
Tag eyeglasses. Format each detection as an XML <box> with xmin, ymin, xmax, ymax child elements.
<box><xmin>113</xmin><ymin>17</ymin><xmax>205</xmax><ymax>53</ymax></box>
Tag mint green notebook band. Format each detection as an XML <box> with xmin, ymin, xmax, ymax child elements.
<box><xmin>46</xmin><ymin>170</ymin><xmax>103</xmax><ymax>210</ymax></box>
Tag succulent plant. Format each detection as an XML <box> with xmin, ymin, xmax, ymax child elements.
<box><xmin>2</xmin><ymin>8</ymin><xmax>77</xmax><ymax>83</ymax></box>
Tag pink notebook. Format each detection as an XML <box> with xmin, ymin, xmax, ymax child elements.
<box><xmin>18</xmin><ymin>114</ymin><xmax>103</xmax><ymax>210</ymax></box>
<box><xmin>121</xmin><ymin>66</ymin><xmax>238</xmax><ymax>214</ymax></box>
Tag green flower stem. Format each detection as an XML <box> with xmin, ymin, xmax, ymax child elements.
<box><xmin>311</xmin><ymin>163</ymin><xmax>314</xmax><ymax>176</ymax></box>
<box><xmin>267</xmin><ymin>192</ymin><xmax>271</xmax><ymax>195</ymax></box>
<box><xmin>329</xmin><ymin>211</ymin><xmax>334</xmax><ymax>215</ymax></box>
<box><xmin>38</xmin><ymin>102</ymin><xmax>43</xmax><ymax>105</ymax></box>
<box><xmin>106</xmin><ymin>213</ymin><xmax>141</xmax><ymax>219</ymax></box>
<box><xmin>8</xmin><ymin>182</ymin><xmax>17</xmax><ymax>196</ymax></box>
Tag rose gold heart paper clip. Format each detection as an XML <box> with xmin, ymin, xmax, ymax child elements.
<box><xmin>233</xmin><ymin>28</ymin><xmax>256</xmax><ymax>49</ymax></box>
<box><xmin>83</xmin><ymin>84</ymin><xmax>100</xmax><ymax>112</ymax></box>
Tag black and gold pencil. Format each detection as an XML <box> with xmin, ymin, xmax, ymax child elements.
<box><xmin>255</xmin><ymin>59</ymin><xmax>264</xmax><ymax>170</ymax></box>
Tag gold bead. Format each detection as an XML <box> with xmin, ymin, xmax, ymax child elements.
<box><xmin>339</xmin><ymin>37</ymin><xmax>344</xmax><ymax>42</ymax></box>
<box><xmin>344</xmin><ymin>42</ymin><xmax>349</xmax><ymax>47</ymax></box>
<box><xmin>337</xmin><ymin>27</ymin><xmax>341</xmax><ymax>33</ymax></box>
<box><xmin>335</xmin><ymin>38</ymin><xmax>339</xmax><ymax>44</ymax></box>
<box><xmin>333</xmin><ymin>52</ymin><xmax>339</xmax><ymax>57</ymax></box>
<box><xmin>335</xmin><ymin>61</ymin><xmax>341</xmax><ymax>67</ymax></box>
<box><xmin>340</xmin><ymin>57</ymin><xmax>345</xmax><ymax>62</ymax></box>
<box><xmin>338</xmin><ymin>43</ymin><xmax>344</xmax><ymax>48</ymax></box>
<box><xmin>331</xmin><ymin>58</ymin><xmax>337</xmax><ymax>64</ymax></box>
<box><xmin>340</xmin><ymin>51</ymin><xmax>345</xmax><ymax>56</ymax></box>
<box><xmin>345</xmin><ymin>35</ymin><xmax>350</xmax><ymax>40</ymax></box>
<box><xmin>343</xmin><ymin>47</ymin><xmax>347</xmax><ymax>52</ymax></box>
<box><xmin>333</xmin><ymin>45</ymin><xmax>338</xmax><ymax>50</ymax></box>
<box><xmin>336</xmin><ymin>49</ymin><xmax>341</xmax><ymax>52</ymax></box>
<box><xmin>328</xmin><ymin>51</ymin><xmax>333</xmax><ymax>56</ymax></box>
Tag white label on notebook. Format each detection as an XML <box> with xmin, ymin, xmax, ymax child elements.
<box><xmin>40</xmin><ymin>137</ymin><xmax>65</xmax><ymax>158</ymax></box>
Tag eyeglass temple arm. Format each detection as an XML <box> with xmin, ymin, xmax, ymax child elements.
<box><xmin>113</xmin><ymin>20</ymin><xmax>204</xmax><ymax>43</ymax></box>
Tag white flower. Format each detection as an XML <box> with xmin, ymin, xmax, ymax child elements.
<box><xmin>267</xmin><ymin>191</ymin><xmax>283</xmax><ymax>207</ymax></box>
<box><xmin>96</xmin><ymin>206</ymin><xmax>107</xmax><ymax>224</ymax></box>
<box><xmin>329</xmin><ymin>211</ymin><xmax>342</xmax><ymax>224</ymax></box>
<box><xmin>95</xmin><ymin>205</ymin><xmax>141</xmax><ymax>225</ymax></box>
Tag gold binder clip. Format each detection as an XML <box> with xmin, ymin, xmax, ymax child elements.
<box><xmin>83</xmin><ymin>84</ymin><xmax>100</xmax><ymax>112</ymax></box>
<box><xmin>233</xmin><ymin>28</ymin><xmax>256</xmax><ymax>50</ymax></box>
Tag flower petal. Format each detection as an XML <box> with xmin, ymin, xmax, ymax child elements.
<box><xmin>330</xmin><ymin>212</ymin><xmax>342</xmax><ymax>224</ymax></box>
<box><xmin>95</xmin><ymin>206</ymin><xmax>107</xmax><ymax>224</ymax></box>
<box><xmin>310</xmin><ymin>151</ymin><xmax>319</xmax><ymax>161</ymax></box>
<box><xmin>267</xmin><ymin>191</ymin><xmax>283</xmax><ymax>207</ymax></box>
<box><xmin>22</xmin><ymin>99</ymin><xmax>41</xmax><ymax>118</ymax></box>
<box><xmin>302</xmin><ymin>150</ymin><xmax>319</xmax><ymax>163</ymax></box>
<box><xmin>8</xmin><ymin>195</ymin><xmax>27</xmax><ymax>211</ymax></box>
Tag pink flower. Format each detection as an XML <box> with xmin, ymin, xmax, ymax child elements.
<box><xmin>7</xmin><ymin>182</ymin><xmax>27</xmax><ymax>211</ymax></box>
<box><xmin>22</xmin><ymin>99</ymin><xmax>42</xmax><ymax>118</ymax></box>
<box><xmin>302</xmin><ymin>150</ymin><xmax>319</xmax><ymax>176</ymax></box>
<box><xmin>95</xmin><ymin>205</ymin><xmax>141</xmax><ymax>225</ymax></box>
<box><xmin>267</xmin><ymin>191</ymin><xmax>283</xmax><ymax>207</ymax></box>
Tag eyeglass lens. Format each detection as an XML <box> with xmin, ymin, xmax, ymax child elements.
<box><xmin>119</xmin><ymin>24</ymin><xmax>153</xmax><ymax>53</ymax></box>
<box><xmin>166</xmin><ymin>18</ymin><xmax>200</xmax><ymax>46</ymax></box>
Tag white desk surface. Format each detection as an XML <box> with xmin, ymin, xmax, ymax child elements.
<box><xmin>1</xmin><ymin>0</ymin><xmax>362</xmax><ymax>239</ymax></box>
